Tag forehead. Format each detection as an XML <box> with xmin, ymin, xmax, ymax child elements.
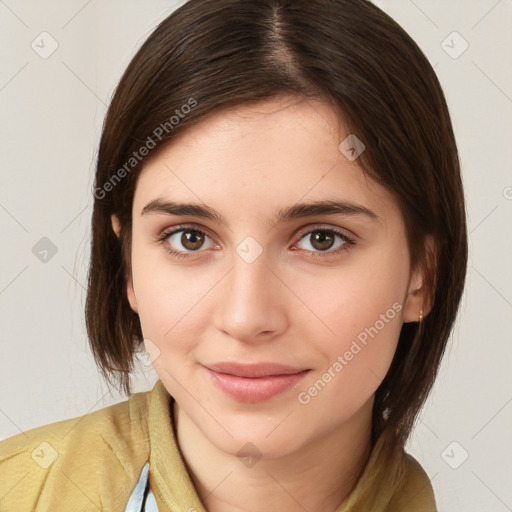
<box><xmin>133</xmin><ymin>96</ymin><xmax>398</xmax><ymax>224</ymax></box>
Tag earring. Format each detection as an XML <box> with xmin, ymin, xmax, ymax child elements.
<box><xmin>419</xmin><ymin>309</ymin><xmax>423</xmax><ymax>324</ymax></box>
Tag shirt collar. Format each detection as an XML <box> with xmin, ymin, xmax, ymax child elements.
<box><xmin>147</xmin><ymin>380</ymin><xmax>205</xmax><ymax>512</ymax></box>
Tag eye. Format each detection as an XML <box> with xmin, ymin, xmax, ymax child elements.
<box><xmin>157</xmin><ymin>225</ymin><xmax>215</xmax><ymax>259</ymax></box>
<box><xmin>293</xmin><ymin>227</ymin><xmax>355</xmax><ymax>257</ymax></box>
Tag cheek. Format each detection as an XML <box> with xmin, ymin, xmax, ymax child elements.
<box><xmin>297</xmin><ymin>245</ymin><xmax>408</xmax><ymax>345</ymax></box>
<box><xmin>293</xmin><ymin>289</ymin><xmax>404</xmax><ymax>429</ymax></box>
<box><xmin>130</xmin><ymin>244</ymin><xmax>215</xmax><ymax>354</ymax></box>
<box><xmin>294</xmin><ymin>246</ymin><xmax>408</xmax><ymax>402</ymax></box>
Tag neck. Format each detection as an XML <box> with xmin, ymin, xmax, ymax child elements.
<box><xmin>173</xmin><ymin>400</ymin><xmax>373</xmax><ymax>512</ymax></box>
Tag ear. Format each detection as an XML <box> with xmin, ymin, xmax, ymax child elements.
<box><xmin>111</xmin><ymin>213</ymin><xmax>122</xmax><ymax>238</ymax></box>
<box><xmin>111</xmin><ymin>214</ymin><xmax>139</xmax><ymax>314</ymax></box>
<box><xmin>402</xmin><ymin>235</ymin><xmax>435</xmax><ymax>323</ymax></box>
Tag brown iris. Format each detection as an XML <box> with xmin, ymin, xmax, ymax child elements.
<box><xmin>309</xmin><ymin>230</ymin><xmax>335</xmax><ymax>251</ymax></box>
<box><xmin>181</xmin><ymin>230</ymin><xmax>205</xmax><ymax>251</ymax></box>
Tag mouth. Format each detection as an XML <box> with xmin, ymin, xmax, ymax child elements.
<box><xmin>203</xmin><ymin>362</ymin><xmax>311</xmax><ymax>403</ymax></box>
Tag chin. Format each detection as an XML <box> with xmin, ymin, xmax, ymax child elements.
<box><xmin>199</xmin><ymin>411</ymin><xmax>311</xmax><ymax>460</ymax></box>
<box><xmin>215</xmin><ymin>430</ymin><xmax>305</xmax><ymax>461</ymax></box>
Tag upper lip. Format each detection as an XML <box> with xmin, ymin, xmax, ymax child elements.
<box><xmin>205</xmin><ymin>362</ymin><xmax>309</xmax><ymax>378</ymax></box>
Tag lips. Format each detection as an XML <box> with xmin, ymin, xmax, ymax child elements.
<box><xmin>206</xmin><ymin>362</ymin><xmax>308</xmax><ymax>378</ymax></box>
<box><xmin>204</xmin><ymin>362</ymin><xmax>310</xmax><ymax>403</ymax></box>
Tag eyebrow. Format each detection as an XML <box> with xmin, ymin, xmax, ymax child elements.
<box><xmin>140</xmin><ymin>198</ymin><xmax>380</xmax><ymax>227</ymax></box>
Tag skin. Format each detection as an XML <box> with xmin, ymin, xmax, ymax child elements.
<box><xmin>112</xmin><ymin>95</ymin><xmax>430</xmax><ymax>512</ymax></box>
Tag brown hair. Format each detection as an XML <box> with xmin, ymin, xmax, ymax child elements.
<box><xmin>86</xmin><ymin>0</ymin><xmax>467</xmax><ymax>447</ymax></box>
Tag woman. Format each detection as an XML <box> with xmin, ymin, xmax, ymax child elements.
<box><xmin>0</xmin><ymin>0</ymin><xmax>467</xmax><ymax>510</ymax></box>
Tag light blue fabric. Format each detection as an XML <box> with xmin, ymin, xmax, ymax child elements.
<box><xmin>145</xmin><ymin>487</ymin><xmax>159</xmax><ymax>510</ymax></box>
<box><xmin>124</xmin><ymin>461</ymin><xmax>160</xmax><ymax>512</ymax></box>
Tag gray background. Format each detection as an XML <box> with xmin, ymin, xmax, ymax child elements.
<box><xmin>1</xmin><ymin>1</ymin><xmax>511</xmax><ymax>510</ymax></box>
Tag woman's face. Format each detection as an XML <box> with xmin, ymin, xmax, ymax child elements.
<box><xmin>118</xmin><ymin>95</ymin><xmax>426</xmax><ymax>458</ymax></box>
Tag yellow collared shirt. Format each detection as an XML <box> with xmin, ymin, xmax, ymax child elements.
<box><xmin>0</xmin><ymin>380</ymin><xmax>437</xmax><ymax>511</ymax></box>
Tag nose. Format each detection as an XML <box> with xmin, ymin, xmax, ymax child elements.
<box><xmin>213</xmin><ymin>248</ymin><xmax>288</xmax><ymax>344</ymax></box>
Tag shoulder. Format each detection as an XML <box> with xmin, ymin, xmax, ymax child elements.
<box><xmin>388</xmin><ymin>451</ymin><xmax>438</xmax><ymax>512</ymax></box>
<box><xmin>0</xmin><ymin>389</ymin><xmax>152</xmax><ymax>511</ymax></box>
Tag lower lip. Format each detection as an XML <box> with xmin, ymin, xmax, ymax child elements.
<box><xmin>205</xmin><ymin>368</ymin><xmax>310</xmax><ymax>403</ymax></box>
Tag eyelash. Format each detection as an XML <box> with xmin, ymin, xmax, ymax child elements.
<box><xmin>156</xmin><ymin>224</ymin><xmax>356</xmax><ymax>260</ymax></box>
